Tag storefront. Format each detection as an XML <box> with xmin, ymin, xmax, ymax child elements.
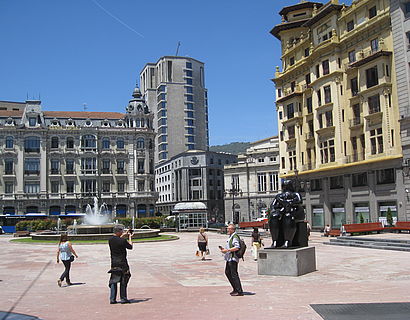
<box><xmin>353</xmin><ymin>203</ymin><xmax>370</xmax><ymax>223</ymax></box>
<box><xmin>331</xmin><ymin>204</ymin><xmax>345</xmax><ymax>228</ymax></box>
<box><xmin>311</xmin><ymin>206</ymin><xmax>324</xmax><ymax>228</ymax></box>
<box><xmin>173</xmin><ymin>202</ymin><xmax>208</xmax><ymax>230</ymax></box>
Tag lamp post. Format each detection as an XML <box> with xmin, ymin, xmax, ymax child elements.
<box><xmin>225</xmin><ymin>180</ymin><xmax>242</xmax><ymax>225</ymax></box>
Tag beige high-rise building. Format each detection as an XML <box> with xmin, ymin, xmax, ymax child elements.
<box><xmin>140</xmin><ymin>56</ymin><xmax>209</xmax><ymax>164</ymax></box>
<box><xmin>272</xmin><ymin>0</ymin><xmax>406</xmax><ymax>230</ymax></box>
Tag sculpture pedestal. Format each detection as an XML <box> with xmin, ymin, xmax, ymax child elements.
<box><xmin>257</xmin><ymin>246</ymin><xmax>316</xmax><ymax>276</ymax></box>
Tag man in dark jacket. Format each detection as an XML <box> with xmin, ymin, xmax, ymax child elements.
<box><xmin>108</xmin><ymin>225</ymin><xmax>133</xmax><ymax>304</ymax></box>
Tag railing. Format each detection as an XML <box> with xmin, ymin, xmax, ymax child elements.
<box><xmin>66</xmin><ymin>170</ymin><xmax>75</xmax><ymax>174</ymax></box>
<box><xmin>50</xmin><ymin>169</ymin><xmax>60</xmax><ymax>174</ymax></box>
<box><xmin>116</xmin><ymin>169</ymin><xmax>126</xmax><ymax>174</ymax></box>
<box><xmin>4</xmin><ymin>170</ymin><xmax>14</xmax><ymax>175</ymax></box>
<box><xmin>346</xmin><ymin>152</ymin><xmax>365</xmax><ymax>163</ymax></box>
<box><xmin>349</xmin><ymin>117</ymin><xmax>363</xmax><ymax>127</ymax></box>
<box><xmin>24</xmin><ymin>170</ymin><xmax>40</xmax><ymax>175</ymax></box>
<box><xmin>101</xmin><ymin>169</ymin><xmax>111</xmax><ymax>174</ymax></box>
<box><xmin>81</xmin><ymin>169</ymin><xmax>97</xmax><ymax>174</ymax></box>
<box><xmin>24</xmin><ymin>148</ymin><xmax>40</xmax><ymax>153</ymax></box>
<box><xmin>369</xmin><ymin>105</ymin><xmax>381</xmax><ymax>114</ymax></box>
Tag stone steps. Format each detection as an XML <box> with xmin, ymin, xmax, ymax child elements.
<box><xmin>325</xmin><ymin>236</ymin><xmax>410</xmax><ymax>252</ymax></box>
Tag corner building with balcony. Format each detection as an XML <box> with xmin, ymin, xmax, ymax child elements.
<box><xmin>272</xmin><ymin>0</ymin><xmax>405</xmax><ymax>230</ymax></box>
<box><xmin>0</xmin><ymin>86</ymin><xmax>157</xmax><ymax>218</ymax></box>
<box><xmin>140</xmin><ymin>56</ymin><xmax>209</xmax><ymax>164</ymax></box>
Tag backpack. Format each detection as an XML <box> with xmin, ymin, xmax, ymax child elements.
<box><xmin>230</xmin><ymin>234</ymin><xmax>247</xmax><ymax>260</ymax></box>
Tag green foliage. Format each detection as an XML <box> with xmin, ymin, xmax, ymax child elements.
<box><xmin>116</xmin><ymin>217</ymin><xmax>165</xmax><ymax>229</ymax></box>
<box><xmin>16</xmin><ymin>219</ymin><xmax>75</xmax><ymax>231</ymax></box>
<box><xmin>386</xmin><ymin>208</ymin><xmax>393</xmax><ymax>226</ymax></box>
<box><xmin>209</xmin><ymin>142</ymin><xmax>251</xmax><ymax>155</ymax></box>
<box><xmin>359</xmin><ymin>213</ymin><xmax>364</xmax><ymax>224</ymax></box>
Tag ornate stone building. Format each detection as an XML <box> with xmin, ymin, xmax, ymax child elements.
<box><xmin>223</xmin><ymin>136</ymin><xmax>280</xmax><ymax>223</ymax></box>
<box><xmin>272</xmin><ymin>0</ymin><xmax>404</xmax><ymax>230</ymax></box>
<box><xmin>0</xmin><ymin>85</ymin><xmax>157</xmax><ymax>218</ymax></box>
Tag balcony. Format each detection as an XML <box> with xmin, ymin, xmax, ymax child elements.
<box><xmin>316</xmin><ymin>126</ymin><xmax>335</xmax><ymax>136</ymax></box>
<box><xmin>349</xmin><ymin>117</ymin><xmax>363</xmax><ymax>128</ymax></box>
<box><xmin>348</xmin><ymin>48</ymin><xmax>392</xmax><ymax>69</ymax></box>
<box><xmin>66</xmin><ymin>170</ymin><xmax>75</xmax><ymax>175</ymax></box>
<box><xmin>116</xmin><ymin>169</ymin><xmax>126</xmax><ymax>175</ymax></box>
<box><xmin>3</xmin><ymin>170</ymin><xmax>15</xmax><ymax>176</ymax></box>
<box><xmin>50</xmin><ymin>169</ymin><xmax>60</xmax><ymax>175</ymax></box>
<box><xmin>346</xmin><ymin>152</ymin><xmax>365</xmax><ymax>163</ymax></box>
<box><xmin>302</xmin><ymin>162</ymin><xmax>314</xmax><ymax>171</ymax></box>
<box><xmin>81</xmin><ymin>169</ymin><xmax>97</xmax><ymax>175</ymax></box>
<box><xmin>305</xmin><ymin>132</ymin><xmax>314</xmax><ymax>141</ymax></box>
<box><xmin>25</xmin><ymin>148</ymin><xmax>40</xmax><ymax>153</ymax></box>
<box><xmin>276</xmin><ymin>86</ymin><xmax>303</xmax><ymax>104</ymax></box>
<box><xmin>24</xmin><ymin>170</ymin><xmax>40</xmax><ymax>175</ymax></box>
<box><xmin>101</xmin><ymin>169</ymin><xmax>112</xmax><ymax>175</ymax></box>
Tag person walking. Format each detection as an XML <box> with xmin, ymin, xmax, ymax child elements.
<box><xmin>251</xmin><ymin>227</ymin><xmax>262</xmax><ymax>261</ymax></box>
<box><xmin>197</xmin><ymin>227</ymin><xmax>208</xmax><ymax>261</ymax></box>
<box><xmin>108</xmin><ymin>225</ymin><xmax>133</xmax><ymax>304</ymax></box>
<box><xmin>220</xmin><ymin>224</ymin><xmax>243</xmax><ymax>296</ymax></box>
<box><xmin>57</xmin><ymin>234</ymin><xmax>78</xmax><ymax>287</ymax></box>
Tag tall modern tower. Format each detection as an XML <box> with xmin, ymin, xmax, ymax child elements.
<box><xmin>140</xmin><ymin>56</ymin><xmax>209</xmax><ymax>163</ymax></box>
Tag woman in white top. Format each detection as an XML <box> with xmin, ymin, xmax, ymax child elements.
<box><xmin>57</xmin><ymin>234</ymin><xmax>78</xmax><ymax>287</ymax></box>
<box><xmin>197</xmin><ymin>228</ymin><xmax>208</xmax><ymax>261</ymax></box>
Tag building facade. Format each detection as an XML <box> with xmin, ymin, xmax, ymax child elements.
<box><xmin>0</xmin><ymin>86</ymin><xmax>158</xmax><ymax>218</ymax></box>
<box><xmin>140</xmin><ymin>56</ymin><xmax>209</xmax><ymax>163</ymax></box>
<box><xmin>272</xmin><ymin>0</ymin><xmax>405</xmax><ymax>230</ymax></box>
<box><xmin>155</xmin><ymin>150</ymin><xmax>237</xmax><ymax>222</ymax></box>
<box><xmin>223</xmin><ymin>136</ymin><xmax>280</xmax><ymax>223</ymax></box>
<box><xmin>391</xmin><ymin>0</ymin><xmax>410</xmax><ymax>220</ymax></box>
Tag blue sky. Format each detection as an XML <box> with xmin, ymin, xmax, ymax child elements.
<box><xmin>0</xmin><ymin>0</ymin><xmax>351</xmax><ymax>145</ymax></box>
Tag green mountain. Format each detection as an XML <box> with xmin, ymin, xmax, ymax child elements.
<box><xmin>210</xmin><ymin>142</ymin><xmax>250</xmax><ymax>155</ymax></box>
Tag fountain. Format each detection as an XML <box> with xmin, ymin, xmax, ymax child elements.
<box><xmin>31</xmin><ymin>197</ymin><xmax>160</xmax><ymax>241</ymax></box>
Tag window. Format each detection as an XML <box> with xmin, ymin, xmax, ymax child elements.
<box><xmin>371</xmin><ymin>38</ymin><xmax>378</xmax><ymax>52</ymax></box>
<box><xmin>66</xmin><ymin>159</ymin><xmax>74</xmax><ymax>174</ymax></box>
<box><xmin>347</xmin><ymin>20</ymin><xmax>354</xmax><ymax>32</ymax></box>
<box><xmin>320</xmin><ymin>139</ymin><xmax>335</xmax><ymax>163</ymax></box>
<box><xmin>186</xmin><ymin>62</ymin><xmax>192</xmax><ymax>69</ymax></box>
<box><xmin>24</xmin><ymin>136</ymin><xmax>40</xmax><ymax>153</ymax></box>
<box><xmin>366</xmin><ymin>66</ymin><xmax>378</xmax><ymax>88</ymax></box>
<box><xmin>187</xmin><ymin>136</ymin><xmax>195</xmax><ymax>143</ymax></box>
<box><xmin>81</xmin><ymin>179</ymin><xmax>97</xmax><ymax>195</ymax></box>
<box><xmin>288</xmin><ymin>125</ymin><xmax>295</xmax><ymax>139</ymax></box>
<box><xmin>330</xmin><ymin>176</ymin><xmax>344</xmax><ymax>189</ymax></box>
<box><xmin>50</xmin><ymin>159</ymin><xmax>60</xmax><ymax>174</ymax></box>
<box><xmin>368</xmin><ymin>94</ymin><xmax>380</xmax><ymax>114</ymax></box>
<box><xmin>377</xmin><ymin>168</ymin><xmax>395</xmax><ymax>184</ymax></box>
<box><xmin>24</xmin><ymin>158</ymin><xmax>40</xmax><ymax>174</ymax></box>
<box><xmin>167</xmin><ymin>60</ymin><xmax>172</xmax><ymax>82</ymax></box>
<box><xmin>66</xmin><ymin>181</ymin><xmax>74</xmax><ymax>193</ymax></box>
<box><xmin>102</xmin><ymin>138</ymin><xmax>110</xmax><ymax>149</ymax></box>
<box><xmin>310</xmin><ymin>179</ymin><xmax>322</xmax><ymax>191</ymax></box>
<box><xmin>102</xmin><ymin>159</ymin><xmax>110</xmax><ymax>174</ymax></box>
<box><xmin>117</xmin><ymin>160</ymin><xmax>125</xmax><ymax>174</ymax></box>
<box><xmin>305</xmin><ymin>48</ymin><xmax>310</xmax><ymax>57</ymax></box>
<box><xmin>370</xmin><ymin>128</ymin><xmax>383</xmax><ymax>154</ymax></box>
<box><xmin>406</xmin><ymin>2</ymin><xmax>410</xmax><ymax>14</ymax></box>
<box><xmin>305</xmin><ymin>74</ymin><xmax>311</xmax><ymax>85</ymax></box>
<box><xmin>51</xmin><ymin>181</ymin><xmax>59</xmax><ymax>193</ymax></box>
<box><xmin>186</xmin><ymin>86</ymin><xmax>193</xmax><ymax>94</ymax></box>
<box><xmin>29</xmin><ymin>117</ymin><xmax>37</xmax><ymax>126</ymax></box>
<box><xmin>369</xmin><ymin>6</ymin><xmax>377</xmax><ymax>19</ymax></box>
<box><xmin>322</xmin><ymin>60</ymin><xmax>330</xmax><ymax>75</ymax></box>
<box><xmin>66</xmin><ymin>137</ymin><xmax>74</xmax><ymax>149</ymax></box>
<box><xmin>325</xmin><ymin>110</ymin><xmax>333</xmax><ymax>127</ymax></box>
<box><xmin>138</xmin><ymin>180</ymin><xmax>145</xmax><ymax>191</ymax></box>
<box><xmin>257</xmin><ymin>173</ymin><xmax>267</xmax><ymax>192</ymax></box>
<box><xmin>186</xmin><ymin>127</ymin><xmax>194</xmax><ymax>135</ymax></box>
<box><xmin>351</xmin><ymin>77</ymin><xmax>358</xmax><ymax>96</ymax></box>
<box><xmin>138</xmin><ymin>159</ymin><xmax>145</xmax><ymax>174</ymax></box>
<box><xmin>51</xmin><ymin>137</ymin><xmax>59</xmax><ymax>149</ymax></box>
<box><xmin>186</xmin><ymin>103</ymin><xmax>194</xmax><ymax>110</ymax></box>
<box><xmin>352</xmin><ymin>172</ymin><xmax>367</xmax><ymax>187</ymax></box>
<box><xmin>81</xmin><ymin>135</ymin><xmax>96</xmax><ymax>148</ymax></box>
<box><xmin>289</xmin><ymin>150</ymin><xmax>297</xmax><ymax>170</ymax></box>
<box><xmin>317</xmin><ymin>90</ymin><xmax>322</xmax><ymax>106</ymax></box>
<box><xmin>186</xmin><ymin>95</ymin><xmax>193</xmax><ymax>102</ymax></box>
<box><xmin>290</xmin><ymin>57</ymin><xmax>295</xmax><ymax>66</ymax></box>
<box><xmin>324</xmin><ymin>86</ymin><xmax>331</xmax><ymax>103</ymax></box>
<box><xmin>5</xmin><ymin>136</ymin><xmax>14</xmax><ymax>149</ymax></box>
<box><xmin>286</xmin><ymin>103</ymin><xmax>294</xmax><ymax>119</ymax></box>
<box><xmin>291</xmin><ymin>81</ymin><xmax>296</xmax><ymax>92</ymax></box>
<box><xmin>316</xmin><ymin>65</ymin><xmax>320</xmax><ymax>78</ymax></box>
<box><xmin>277</xmin><ymin>89</ymin><xmax>282</xmax><ymax>98</ymax></box>
<box><xmin>117</xmin><ymin>138</ymin><xmax>125</xmax><ymax>149</ymax></box>
<box><xmin>186</xmin><ymin>119</ymin><xmax>194</xmax><ymax>126</ymax></box>
<box><xmin>81</xmin><ymin>158</ymin><xmax>97</xmax><ymax>173</ymax></box>
<box><xmin>269</xmin><ymin>172</ymin><xmax>278</xmax><ymax>191</ymax></box>
<box><xmin>186</xmin><ymin>111</ymin><xmax>194</xmax><ymax>118</ymax></box>
<box><xmin>102</xmin><ymin>181</ymin><xmax>110</xmax><ymax>193</ymax></box>
<box><xmin>306</xmin><ymin>97</ymin><xmax>313</xmax><ymax>113</ymax></box>
<box><xmin>136</xmin><ymin>138</ymin><xmax>145</xmax><ymax>149</ymax></box>
<box><xmin>25</xmin><ymin>183</ymin><xmax>40</xmax><ymax>194</ymax></box>
<box><xmin>348</xmin><ymin>50</ymin><xmax>356</xmax><ymax>63</ymax></box>
<box><xmin>5</xmin><ymin>182</ymin><xmax>13</xmax><ymax>194</ymax></box>
<box><xmin>5</xmin><ymin>159</ymin><xmax>13</xmax><ymax>174</ymax></box>
<box><xmin>185</xmin><ymin>70</ymin><xmax>193</xmax><ymax>77</ymax></box>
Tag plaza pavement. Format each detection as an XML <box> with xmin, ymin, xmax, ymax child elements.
<box><xmin>0</xmin><ymin>231</ymin><xmax>410</xmax><ymax>320</ymax></box>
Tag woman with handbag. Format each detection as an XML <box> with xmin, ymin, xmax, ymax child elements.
<box><xmin>251</xmin><ymin>227</ymin><xmax>263</xmax><ymax>261</ymax></box>
<box><xmin>197</xmin><ymin>228</ymin><xmax>208</xmax><ymax>261</ymax></box>
<box><xmin>57</xmin><ymin>234</ymin><xmax>78</xmax><ymax>287</ymax></box>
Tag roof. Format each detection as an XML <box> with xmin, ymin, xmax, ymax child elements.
<box><xmin>43</xmin><ymin>111</ymin><xmax>124</xmax><ymax>119</ymax></box>
<box><xmin>279</xmin><ymin>2</ymin><xmax>323</xmax><ymax>17</ymax></box>
<box><xmin>250</xmin><ymin>135</ymin><xmax>278</xmax><ymax>145</ymax></box>
<box><xmin>303</xmin><ymin>3</ymin><xmax>343</xmax><ymax>27</ymax></box>
<box><xmin>0</xmin><ymin>110</ymin><xmax>24</xmax><ymax>117</ymax></box>
<box><xmin>270</xmin><ymin>19</ymin><xmax>309</xmax><ymax>40</ymax></box>
<box><xmin>174</xmin><ymin>202</ymin><xmax>207</xmax><ymax>211</ymax></box>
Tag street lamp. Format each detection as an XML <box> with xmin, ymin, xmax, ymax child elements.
<box><xmin>225</xmin><ymin>180</ymin><xmax>242</xmax><ymax>225</ymax></box>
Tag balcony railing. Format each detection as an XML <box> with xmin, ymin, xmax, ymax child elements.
<box><xmin>25</xmin><ymin>148</ymin><xmax>40</xmax><ymax>153</ymax></box>
<box><xmin>346</xmin><ymin>152</ymin><xmax>365</xmax><ymax>163</ymax></box>
<box><xmin>349</xmin><ymin>117</ymin><xmax>363</xmax><ymax>127</ymax></box>
<box><xmin>50</xmin><ymin>169</ymin><xmax>60</xmax><ymax>174</ymax></box>
<box><xmin>24</xmin><ymin>170</ymin><xmax>40</xmax><ymax>175</ymax></box>
<box><xmin>369</xmin><ymin>105</ymin><xmax>381</xmax><ymax>114</ymax></box>
<box><xmin>81</xmin><ymin>169</ymin><xmax>97</xmax><ymax>174</ymax></box>
<box><xmin>4</xmin><ymin>170</ymin><xmax>14</xmax><ymax>175</ymax></box>
<box><xmin>116</xmin><ymin>169</ymin><xmax>126</xmax><ymax>174</ymax></box>
<box><xmin>66</xmin><ymin>170</ymin><xmax>75</xmax><ymax>174</ymax></box>
<box><xmin>101</xmin><ymin>169</ymin><xmax>111</xmax><ymax>174</ymax></box>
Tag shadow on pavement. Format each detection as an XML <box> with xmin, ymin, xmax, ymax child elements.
<box><xmin>128</xmin><ymin>298</ymin><xmax>152</xmax><ymax>304</ymax></box>
<box><xmin>66</xmin><ymin>282</ymin><xmax>86</xmax><ymax>286</ymax></box>
<box><xmin>0</xmin><ymin>311</ymin><xmax>43</xmax><ymax>320</ymax></box>
<box><xmin>242</xmin><ymin>292</ymin><xmax>256</xmax><ymax>296</ymax></box>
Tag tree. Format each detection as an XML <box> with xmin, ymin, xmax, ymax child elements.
<box><xmin>359</xmin><ymin>213</ymin><xmax>364</xmax><ymax>224</ymax></box>
<box><xmin>386</xmin><ymin>207</ymin><xmax>393</xmax><ymax>226</ymax></box>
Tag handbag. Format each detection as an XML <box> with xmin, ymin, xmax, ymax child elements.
<box><xmin>206</xmin><ymin>248</ymin><xmax>210</xmax><ymax>255</ymax></box>
<box><xmin>68</xmin><ymin>255</ymin><xmax>75</xmax><ymax>262</ymax></box>
<box><xmin>195</xmin><ymin>250</ymin><xmax>200</xmax><ymax>257</ymax></box>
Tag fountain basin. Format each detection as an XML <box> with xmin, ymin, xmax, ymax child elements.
<box><xmin>31</xmin><ymin>229</ymin><xmax>160</xmax><ymax>241</ymax></box>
